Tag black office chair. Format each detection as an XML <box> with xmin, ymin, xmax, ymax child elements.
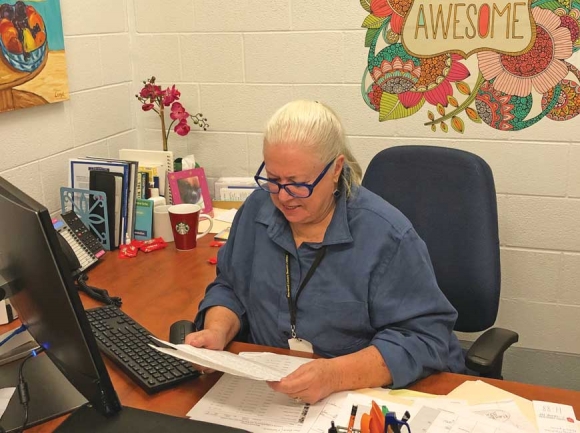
<box><xmin>362</xmin><ymin>145</ymin><xmax>518</xmax><ymax>379</ymax></box>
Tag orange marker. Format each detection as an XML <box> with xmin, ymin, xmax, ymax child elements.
<box><xmin>347</xmin><ymin>404</ymin><xmax>358</xmax><ymax>433</ymax></box>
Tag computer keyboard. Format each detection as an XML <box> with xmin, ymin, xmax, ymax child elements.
<box><xmin>85</xmin><ymin>304</ymin><xmax>200</xmax><ymax>394</ymax></box>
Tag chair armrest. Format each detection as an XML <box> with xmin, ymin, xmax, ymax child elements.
<box><xmin>465</xmin><ymin>327</ymin><xmax>519</xmax><ymax>378</ymax></box>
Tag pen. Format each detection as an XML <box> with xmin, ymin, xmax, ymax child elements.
<box><xmin>347</xmin><ymin>405</ymin><xmax>358</xmax><ymax>433</ymax></box>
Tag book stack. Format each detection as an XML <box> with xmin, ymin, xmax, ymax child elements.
<box><xmin>68</xmin><ymin>157</ymin><xmax>139</xmax><ymax>249</ymax></box>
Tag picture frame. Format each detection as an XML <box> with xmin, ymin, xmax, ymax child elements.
<box><xmin>167</xmin><ymin>168</ymin><xmax>213</xmax><ymax>214</ymax></box>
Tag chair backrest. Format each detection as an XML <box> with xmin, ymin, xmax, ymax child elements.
<box><xmin>362</xmin><ymin>145</ymin><xmax>500</xmax><ymax>332</ymax></box>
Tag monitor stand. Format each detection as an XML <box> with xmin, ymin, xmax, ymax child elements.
<box><xmin>0</xmin><ymin>353</ymin><xmax>87</xmax><ymax>433</ymax></box>
<box><xmin>54</xmin><ymin>405</ymin><xmax>251</xmax><ymax>433</ymax></box>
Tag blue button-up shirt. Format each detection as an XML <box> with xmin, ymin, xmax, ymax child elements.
<box><xmin>195</xmin><ymin>186</ymin><xmax>465</xmax><ymax>387</ymax></box>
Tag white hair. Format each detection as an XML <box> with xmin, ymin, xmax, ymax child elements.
<box><xmin>263</xmin><ymin>100</ymin><xmax>362</xmax><ymax>196</ymax></box>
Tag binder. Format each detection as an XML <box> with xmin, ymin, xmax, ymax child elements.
<box><xmin>89</xmin><ymin>171</ymin><xmax>123</xmax><ymax>248</ymax></box>
<box><xmin>119</xmin><ymin>150</ymin><xmax>174</xmax><ymax>204</ymax></box>
<box><xmin>69</xmin><ymin>158</ymin><xmax>130</xmax><ymax>244</ymax></box>
<box><xmin>84</xmin><ymin>156</ymin><xmax>139</xmax><ymax>242</ymax></box>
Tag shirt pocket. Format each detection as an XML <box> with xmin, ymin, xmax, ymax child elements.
<box><xmin>307</xmin><ymin>300</ymin><xmax>371</xmax><ymax>357</ymax></box>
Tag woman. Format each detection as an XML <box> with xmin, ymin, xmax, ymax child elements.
<box><xmin>187</xmin><ymin>100</ymin><xmax>465</xmax><ymax>403</ymax></box>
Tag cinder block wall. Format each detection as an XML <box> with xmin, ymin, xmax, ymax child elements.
<box><xmin>1</xmin><ymin>0</ymin><xmax>578</xmax><ymax>389</ymax></box>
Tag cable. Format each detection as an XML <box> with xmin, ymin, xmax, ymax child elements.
<box><xmin>75</xmin><ymin>273</ymin><xmax>122</xmax><ymax>307</ymax></box>
<box><xmin>14</xmin><ymin>347</ymin><xmax>45</xmax><ymax>433</ymax></box>
<box><xmin>0</xmin><ymin>324</ymin><xmax>26</xmax><ymax>347</ymax></box>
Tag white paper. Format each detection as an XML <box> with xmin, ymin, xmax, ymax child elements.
<box><xmin>533</xmin><ymin>401</ymin><xmax>577</xmax><ymax>433</ymax></box>
<box><xmin>0</xmin><ymin>387</ymin><xmax>15</xmax><ymax>419</ymax></box>
<box><xmin>410</xmin><ymin>403</ymin><xmax>524</xmax><ymax>433</ymax></box>
<box><xmin>304</xmin><ymin>391</ymin><xmax>350</xmax><ymax>433</ymax></box>
<box><xmin>469</xmin><ymin>400</ymin><xmax>538</xmax><ymax>433</ymax></box>
<box><xmin>150</xmin><ymin>338</ymin><xmax>288</xmax><ymax>381</ymax></box>
<box><xmin>187</xmin><ymin>353</ymin><xmax>323</xmax><ymax>433</ymax></box>
<box><xmin>215</xmin><ymin>208</ymin><xmax>237</xmax><ymax>223</ymax></box>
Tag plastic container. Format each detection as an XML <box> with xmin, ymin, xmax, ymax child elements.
<box><xmin>148</xmin><ymin>188</ymin><xmax>166</xmax><ymax>207</ymax></box>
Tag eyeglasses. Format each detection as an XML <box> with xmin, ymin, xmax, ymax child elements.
<box><xmin>254</xmin><ymin>158</ymin><xmax>335</xmax><ymax>198</ymax></box>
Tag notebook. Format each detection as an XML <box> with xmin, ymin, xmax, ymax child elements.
<box><xmin>89</xmin><ymin>171</ymin><xmax>123</xmax><ymax>248</ymax></box>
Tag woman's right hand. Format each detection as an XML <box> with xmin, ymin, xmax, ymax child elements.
<box><xmin>183</xmin><ymin>329</ymin><xmax>228</xmax><ymax>375</ymax></box>
<box><xmin>184</xmin><ymin>328</ymin><xmax>228</xmax><ymax>351</ymax></box>
<box><xmin>183</xmin><ymin>307</ymin><xmax>241</xmax><ymax>374</ymax></box>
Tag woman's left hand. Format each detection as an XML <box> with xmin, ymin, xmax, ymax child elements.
<box><xmin>267</xmin><ymin>358</ymin><xmax>339</xmax><ymax>404</ymax></box>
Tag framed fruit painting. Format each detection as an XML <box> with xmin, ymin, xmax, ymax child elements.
<box><xmin>0</xmin><ymin>0</ymin><xmax>68</xmax><ymax>113</ymax></box>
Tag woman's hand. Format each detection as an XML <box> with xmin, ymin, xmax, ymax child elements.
<box><xmin>268</xmin><ymin>347</ymin><xmax>392</xmax><ymax>403</ymax></box>
<box><xmin>183</xmin><ymin>329</ymin><xmax>228</xmax><ymax>375</ymax></box>
<box><xmin>183</xmin><ymin>306</ymin><xmax>241</xmax><ymax>375</ymax></box>
<box><xmin>267</xmin><ymin>358</ymin><xmax>339</xmax><ymax>404</ymax></box>
<box><xmin>184</xmin><ymin>328</ymin><xmax>228</xmax><ymax>351</ymax></box>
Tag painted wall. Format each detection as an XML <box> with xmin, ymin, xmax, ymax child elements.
<box><xmin>0</xmin><ymin>0</ymin><xmax>578</xmax><ymax>387</ymax></box>
<box><xmin>0</xmin><ymin>0</ymin><xmax>137</xmax><ymax>214</ymax></box>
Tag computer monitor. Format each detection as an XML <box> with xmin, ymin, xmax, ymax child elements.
<box><xmin>0</xmin><ymin>176</ymin><xmax>122</xmax><ymax>418</ymax></box>
<box><xmin>0</xmin><ymin>176</ymin><xmax>248</xmax><ymax>433</ymax></box>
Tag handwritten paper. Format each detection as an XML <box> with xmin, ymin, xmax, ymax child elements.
<box><xmin>470</xmin><ymin>400</ymin><xmax>538</xmax><ymax>433</ymax></box>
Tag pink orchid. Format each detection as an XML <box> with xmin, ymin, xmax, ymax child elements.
<box><xmin>174</xmin><ymin>119</ymin><xmax>191</xmax><ymax>136</ymax></box>
<box><xmin>170</xmin><ymin>102</ymin><xmax>189</xmax><ymax>120</ymax></box>
<box><xmin>135</xmin><ymin>76</ymin><xmax>209</xmax><ymax>151</ymax></box>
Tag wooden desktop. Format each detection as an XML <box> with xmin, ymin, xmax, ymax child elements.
<box><xmin>16</xmin><ymin>235</ymin><xmax>580</xmax><ymax>431</ymax></box>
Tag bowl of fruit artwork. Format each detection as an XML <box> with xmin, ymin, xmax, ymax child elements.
<box><xmin>0</xmin><ymin>2</ymin><xmax>47</xmax><ymax>73</ymax></box>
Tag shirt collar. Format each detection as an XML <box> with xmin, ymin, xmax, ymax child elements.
<box><xmin>255</xmin><ymin>188</ymin><xmax>355</xmax><ymax>250</ymax></box>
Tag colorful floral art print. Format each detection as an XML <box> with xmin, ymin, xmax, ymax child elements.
<box><xmin>0</xmin><ymin>0</ymin><xmax>69</xmax><ymax>113</ymax></box>
<box><xmin>360</xmin><ymin>0</ymin><xmax>580</xmax><ymax>132</ymax></box>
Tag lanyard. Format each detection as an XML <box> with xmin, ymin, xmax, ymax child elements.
<box><xmin>285</xmin><ymin>246</ymin><xmax>327</xmax><ymax>338</ymax></box>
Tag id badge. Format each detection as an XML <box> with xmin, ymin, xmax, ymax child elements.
<box><xmin>288</xmin><ymin>337</ymin><xmax>313</xmax><ymax>353</ymax></box>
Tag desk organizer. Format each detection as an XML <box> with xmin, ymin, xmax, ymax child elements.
<box><xmin>60</xmin><ymin>187</ymin><xmax>111</xmax><ymax>251</ymax></box>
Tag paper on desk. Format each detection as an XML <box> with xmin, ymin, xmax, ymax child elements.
<box><xmin>149</xmin><ymin>338</ymin><xmax>288</xmax><ymax>381</ymax></box>
<box><xmin>533</xmin><ymin>401</ymin><xmax>578</xmax><ymax>433</ymax></box>
<box><xmin>469</xmin><ymin>400</ymin><xmax>538</xmax><ymax>433</ymax></box>
<box><xmin>205</xmin><ymin>208</ymin><xmax>237</xmax><ymax>234</ymax></box>
<box><xmin>447</xmin><ymin>380</ymin><xmax>536</xmax><ymax>424</ymax></box>
<box><xmin>215</xmin><ymin>208</ymin><xmax>237</xmax><ymax>223</ymax></box>
<box><xmin>389</xmin><ymin>389</ymin><xmax>438</xmax><ymax>399</ymax></box>
<box><xmin>0</xmin><ymin>387</ymin><xmax>15</xmax><ymax>419</ymax></box>
<box><xmin>187</xmin><ymin>352</ymin><xmax>322</xmax><ymax>433</ymax></box>
<box><xmin>409</xmin><ymin>401</ymin><xmax>525</xmax><ymax>433</ymax></box>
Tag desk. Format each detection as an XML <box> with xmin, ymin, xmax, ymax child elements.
<box><xmin>12</xmin><ymin>236</ymin><xmax>580</xmax><ymax>431</ymax></box>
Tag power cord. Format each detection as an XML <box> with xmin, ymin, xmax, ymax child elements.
<box><xmin>75</xmin><ymin>273</ymin><xmax>122</xmax><ymax>307</ymax></box>
<box><xmin>0</xmin><ymin>324</ymin><xmax>26</xmax><ymax>347</ymax></box>
<box><xmin>14</xmin><ymin>346</ymin><xmax>46</xmax><ymax>433</ymax></box>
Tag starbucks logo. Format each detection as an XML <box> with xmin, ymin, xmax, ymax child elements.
<box><xmin>175</xmin><ymin>222</ymin><xmax>190</xmax><ymax>235</ymax></box>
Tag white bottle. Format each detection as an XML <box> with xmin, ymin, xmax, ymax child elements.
<box><xmin>148</xmin><ymin>188</ymin><xmax>166</xmax><ymax>207</ymax></box>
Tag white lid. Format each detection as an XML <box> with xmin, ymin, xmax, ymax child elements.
<box><xmin>150</xmin><ymin>188</ymin><xmax>160</xmax><ymax>197</ymax></box>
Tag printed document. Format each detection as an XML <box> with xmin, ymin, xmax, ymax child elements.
<box><xmin>533</xmin><ymin>401</ymin><xmax>577</xmax><ymax>433</ymax></box>
<box><xmin>187</xmin><ymin>352</ymin><xmax>323</xmax><ymax>433</ymax></box>
<box><xmin>150</xmin><ymin>338</ymin><xmax>288</xmax><ymax>381</ymax></box>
